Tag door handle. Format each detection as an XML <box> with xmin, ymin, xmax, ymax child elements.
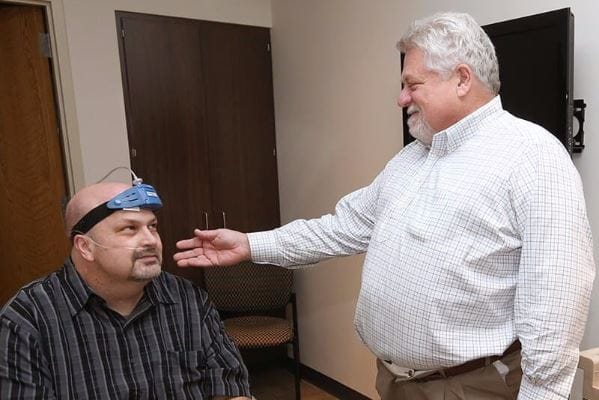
<box><xmin>221</xmin><ymin>211</ymin><xmax>227</xmax><ymax>229</ymax></box>
<box><xmin>203</xmin><ymin>211</ymin><xmax>209</xmax><ymax>230</ymax></box>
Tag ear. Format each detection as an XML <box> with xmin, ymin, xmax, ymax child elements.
<box><xmin>454</xmin><ymin>64</ymin><xmax>473</xmax><ymax>97</ymax></box>
<box><xmin>73</xmin><ymin>235</ymin><xmax>95</xmax><ymax>262</ymax></box>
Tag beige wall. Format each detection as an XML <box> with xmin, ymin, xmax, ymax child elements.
<box><xmin>45</xmin><ymin>0</ymin><xmax>272</xmax><ymax>187</ymax></box>
<box><xmin>271</xmin><ymin>0</ymin><xmax>599</xmax><ymax>398</ymax></box>
<box><xmin>269</xmin><ymin>1</ymin><xmax>403</xmax><ymax>397</ymax></box>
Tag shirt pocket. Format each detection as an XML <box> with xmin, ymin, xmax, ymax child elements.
<box><xmin>167</xmin><ymin>350</ymin><xmax>207</xmax><ymax>382</ymax></box>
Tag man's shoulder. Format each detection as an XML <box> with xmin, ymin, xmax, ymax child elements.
<box><xmin>0</xmin><ymin>268</ymin><xmax>64</xmax><ymax>331</ymax></box>
<box><xmin>2</xmin><ymin>269</ymin><xmax>62</xmax><ymax>308</ymax></box>
<box><xmin>491</xmin><ymin>111</ymin><xmax>566</xmax><ymax>150</ymax></box>
<box><xmin>157</xmin><ymin>270</ymin><xmax>197</xmax><ymax>288</ymax></box>
<box><xmin>155</xmin><ymin>271</ymin><xmax>209</xmax><ymax>301</ymax></box>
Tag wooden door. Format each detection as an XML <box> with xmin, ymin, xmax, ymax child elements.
<box><xmin>0</xmin><ymin>4</ymin><xmax>70</xmax><ymax>305</ymax></box>
<box><xmin>200</xmin><ymin>22</ymin><xmax>280</xmax><ymax>233</ymax></box>
<box><xmin>117</xmin><ymin>12</ymin><xmax>212</xmax><ymax>284</ymax></box>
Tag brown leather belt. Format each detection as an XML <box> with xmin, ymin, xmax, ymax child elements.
<box><xmin>426</xmin><ymin>340</ymin><xmax>521</xmax><ymax>379</ymax></box>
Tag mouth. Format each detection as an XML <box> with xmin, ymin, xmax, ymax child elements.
<box><xmin>406</xmin><ymin>107</ymin><xmax>419</xmax><ymax>119</ymax></box>
<box><xmin>135</xmin><ymin>254</ymin><xmax>160</xmax><ymax>264</ymax></box>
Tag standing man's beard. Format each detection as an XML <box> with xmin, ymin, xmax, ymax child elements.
<box><xmin>407</xmin><ymin>105</ymin><xmax>435</xmax><ymax>145</ymax></box>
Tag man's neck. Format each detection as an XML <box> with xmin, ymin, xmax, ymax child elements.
<box><xmin>79</xmin><ymin>266</ymin><xmax>149</xmax><ymax>316</ymax></box>
<box><xmin>71</xmin><ymin>252</ymin><xmax>155</xmax><ymax>317</ymax></box>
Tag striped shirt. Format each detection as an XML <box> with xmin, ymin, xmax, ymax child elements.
<box><xmin>249</xmin><ymin>96</ymin><xmax>595</xmax><ymax>400</ymax></box>
<box><xmin>0</xmin><ymin>258</ymin><xmax>250</xmax><ymax>399</ymax></box>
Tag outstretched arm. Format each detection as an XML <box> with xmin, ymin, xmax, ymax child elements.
<box><xmin>173</xmin><ymin>228</ymin><xmax>251</xmax><ymax>267</ymax></box>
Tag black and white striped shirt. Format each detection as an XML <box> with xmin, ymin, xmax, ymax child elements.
<box><xmin>0</xmin><ymin>258</ymin><xmax>250</xmax><ymax>399</ymax></box>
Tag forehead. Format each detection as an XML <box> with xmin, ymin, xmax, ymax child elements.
<box><xmin>100</xmin><ymin>209</ymin><xmax>157</xmax><ymax>227</ymax></box>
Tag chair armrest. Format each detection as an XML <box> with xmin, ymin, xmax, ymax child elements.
<box><xmin>580</xmin><ymin>348</ymin><xmax>599</xmax><ymax>400</ymax></box>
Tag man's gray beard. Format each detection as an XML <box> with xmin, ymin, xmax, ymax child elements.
<box><xmin>131</xmin><ymin>249</ymin><xmax>162</xmax><ymax>281</ymax></box>
<box><xmin>407</xmin><ymin>110</ymin><xmax>435</xmax><ymax>146</ymax></box>
<box><xmin>131</xmin><ymin>263</ymin><xmax>162</xmax><ymax>281</ymax></box>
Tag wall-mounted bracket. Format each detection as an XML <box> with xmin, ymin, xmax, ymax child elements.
<box><xmin>573</xmin><ymin>99</ymin><xmax>586</xmax><ymax>153</ymax></box>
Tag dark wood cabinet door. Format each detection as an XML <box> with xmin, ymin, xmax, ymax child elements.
<box><xmin>201</xmin><ymin>22</ymin><xmax>280</xmax><ymax>232</ymax></box>
<box><xmin>117</xmin><ymin>12</ymin><xmax>212</xmax><ymax>283</ymax></box>
<box><xmin>117</xmin><ymin>13</ymin><xmax>281</xmax><ymax>285</ymax></box>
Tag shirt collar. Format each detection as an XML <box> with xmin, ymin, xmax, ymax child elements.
<box><xmin>61</xmin><ymin>258</ymin><xmax>94</xmax><ymax>316</ymax></box>
<box><xmin>145</xmin><ymin>273</ymin><xmax>177</xmax><ymax>306</ymax></box>
<box><xmin>429</xmin><ymin>96</ymin><xmax>504</xmax><ymax>156</ymax></box>
<box><xmin>61</xmin><ymin>258</ymin><xmax>177</xmax><ymax>317</ymax></box>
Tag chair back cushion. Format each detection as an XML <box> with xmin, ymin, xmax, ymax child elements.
<box><xmin>204</xmin><ymin>261</ymin><xmax>292</xmax><ymax>312</ymax></box>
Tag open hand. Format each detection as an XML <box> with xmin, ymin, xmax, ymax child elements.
<box><xmin>173</xmin><ymin>229</ymin><xmax>251</xmax><ymax>267</ymax></box>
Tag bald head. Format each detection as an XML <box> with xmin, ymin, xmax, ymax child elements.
<box><xmin>65</xmin><ymin>182</ymin><xmax>131</xmax><ymax>236</ymax></box>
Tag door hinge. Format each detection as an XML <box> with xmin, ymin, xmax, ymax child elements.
<box><xmin>267</xmin><ymin>42</ymin><xmax>271</xmax><ymax>52</ymax></box>
<box><xmin>38</xmin><ymin>33</ymin><xmax>52</xmax><ymax>58</ymax></box>
<box><xmin>273</xmin><ymin>148</ymin><xmax>276</xmax><ymax>157</ymax></box>
<box><xmin>121</xmin><ymin>28</ymin><xmax>125</xmax><ymax>38</ymax></box>
<box><xmin>131</xmin><ymin>148</ymin><xmax>137</xmax><ymax>158</ymax></box>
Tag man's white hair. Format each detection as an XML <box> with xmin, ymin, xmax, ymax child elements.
<box><xmin>398</xmin><ymin>12</ymin><xmax>500</xmax><ymax>94</ymax></box>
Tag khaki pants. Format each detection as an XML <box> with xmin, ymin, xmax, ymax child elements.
<box><xmin>376</xmin><ymin>351</ymin><xmax>522</xmax><ymax>400</ymax></box>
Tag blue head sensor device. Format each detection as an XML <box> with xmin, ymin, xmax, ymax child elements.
<box><xmin>106</xmin><ymin>183</ymin><xmax>162</xmax><ymax>210</ymax></box>
<box><xmin>70</xmin><ymin>172</ymin><xmax>163</xmax><ymax>239</ymax></box>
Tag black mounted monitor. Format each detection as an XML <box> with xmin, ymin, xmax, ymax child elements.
<box><xmin>401</xmin><ymin>8</ymin><xmax>575</xmax><ymax>154</ymax></box>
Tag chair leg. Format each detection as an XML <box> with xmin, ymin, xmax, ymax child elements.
<box><xmin>291</xmin><ymin>293</ymin><xmax>301</xmax><ymax>400</ymax></box>
<box><xmin>292</xmin><ymin>336</ymin><xmax>301</xmax><ymax>400</ymax></box>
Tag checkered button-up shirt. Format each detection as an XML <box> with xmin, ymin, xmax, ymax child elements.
<box><xmin>249</xmin><ymin>97</ymin><xmax>595</xmax><ymax>400</ymax></box>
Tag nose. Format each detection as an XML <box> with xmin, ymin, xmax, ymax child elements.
<box><xmin>397</xmin><ymin>87</ymin><xmax>411</xmax><ymax>108</ymax></box>
<box><xmin>139</xmin><ymin>226</ymin><xmax>159</xmax><ymax>247</ymax></box>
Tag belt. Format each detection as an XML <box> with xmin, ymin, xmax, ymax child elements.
<box><xmin>435</xmin><ymin>340</ymin><xmax>522</xmax><ymax>379</ymax></box>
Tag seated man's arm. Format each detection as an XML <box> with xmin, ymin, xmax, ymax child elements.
<box><xmin>213</xmin><ymin>396</ymin><xmax>251</xmax><ymax>400</ymax></box>
<box><xmin>0</xmin><ymin>316</ymin><xmax>56</xmax><ymax>399</ymax></box>
<box><xmin>200</xmin><ymin>296</ymin><xmax>252</xmax><ymax>399</ymax></box>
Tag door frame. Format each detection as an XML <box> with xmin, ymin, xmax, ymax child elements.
<box><xmin>1</xmin><ymin>0</ymin><xmax>83</xmax><ymax>194</ymax></box>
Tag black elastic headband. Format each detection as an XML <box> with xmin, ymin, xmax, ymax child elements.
<box><xmin>70</xmin><ymin>202</ymin><xmax>115</xmax><ymax>239</ymax></box>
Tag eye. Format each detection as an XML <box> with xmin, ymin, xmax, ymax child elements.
<box><xmin>119</xmin><ymin>225</ymin><xmax>137</xmax><ymax>233</ymax></box>
<box><xmin>148</xmin><ymin>222</ymin><xmax>158</xmax><ymax>231</ymax></box>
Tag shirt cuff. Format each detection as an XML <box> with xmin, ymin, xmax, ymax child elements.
<box><xmin>247</xmin><ymin>231</ymin><xmax>283</xmax><ymax>265</ymax></box>
<box><xmin>517</xmin><ymin>375</ymin><xmax>569</xmax><ymax>400</ymax></box>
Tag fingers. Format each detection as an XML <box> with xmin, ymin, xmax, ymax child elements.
<box><xmin>175</xmin><ymin>229</ymin><xmax>219</xmax><ymax>250</ymax></box>
<box><xmin>172</xmin><ymin>248</ymin><xmax>214</xmax><ymax>267</ymax></box>
<box><xmin>193</xmin><ymin>229</ymin><xmax>219</xmax><ymax>241</ymax></box>
<box><xmin>176</xmin><ymin>256</ymin><xmax>214</xmax><ymax>268</ymax></box>
<box><xmin>175</xmin><ymin>237</ymin><xmax>199</xmax><ymax>250</ymax></box>
<box><xmin>172</xmin><ymin>228</ymin><xmax>250</xmax><ymax>268</ymax></box>
<box><xmin>173</xmin><ymin>248</ymin><xmax>202</xmax><ymax>262</ymax></box>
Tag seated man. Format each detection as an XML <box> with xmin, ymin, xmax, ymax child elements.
<box><xmin>0</xmin><ymin>179</ymin><xmax>251</xmax><ymax>400</ymax></box>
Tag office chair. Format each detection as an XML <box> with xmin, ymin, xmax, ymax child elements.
<box><xmin>204</xmin><ymin>261</ymin><xmax>301</xmax><ymax>400</ymax></box>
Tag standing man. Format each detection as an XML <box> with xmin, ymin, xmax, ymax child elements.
<box><xmin>0</xmin><ymin>180</ymin><xmax>251</xmax><ymax>400</ymax></box>
<box><xmin>174</xmin><ymin>12</ymin><xmax>595</xmax><ymax>400</ymax></box>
